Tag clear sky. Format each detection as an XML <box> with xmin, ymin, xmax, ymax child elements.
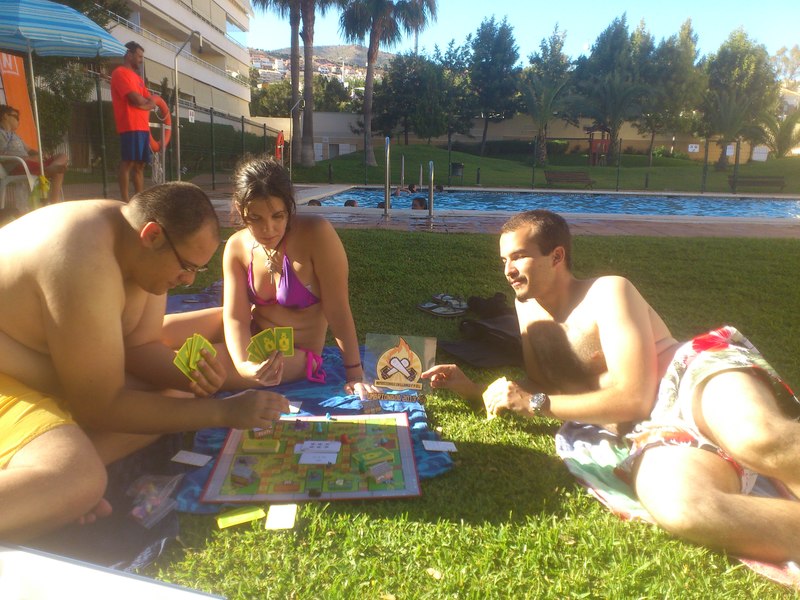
<box><xmin>245</xmin><ymin>1</ymin><xmax>799</xmax><ymax>65</ymax></box>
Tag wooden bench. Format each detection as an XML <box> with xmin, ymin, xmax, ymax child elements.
<box><xmin>544</xmin><ymin>170</ymin><xmax>596</xmax><ymax>189</ymax></box>
<box><xmin>727</xmin><ymin>175</ymin><xmax>785</xmax><ymax>192</ymax></box>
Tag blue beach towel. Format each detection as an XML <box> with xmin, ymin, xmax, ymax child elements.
<box><xmin>167</xmin><ymin>286</ymin><xmax>454</xmax><ymax>513</ymax></box>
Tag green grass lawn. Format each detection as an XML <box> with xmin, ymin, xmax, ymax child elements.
<box><xmin>158</xmin><ymin>230</ymin><xmax>800</xmax><ymax>598</ymax></box>
<box><xmin>289</xmin><ymin>144</ymin><xmax>800</xmax><ymax>196</ymax></box>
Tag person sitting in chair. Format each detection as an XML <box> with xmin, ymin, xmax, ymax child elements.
<box><xmin>0</xmin><ymin>105</ymin><xmax>68</xmax><ymax>205</ymax></box>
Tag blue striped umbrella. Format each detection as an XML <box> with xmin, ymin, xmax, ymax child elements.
<box><xmin>0</xmin><ymin>0</ymin><xmax>126</xmax><ymax>179</ymax></box>
<box><xmin>0</xmin><ymin>0</ymin><xmax>126</xmax><ymax>57</ymax></box>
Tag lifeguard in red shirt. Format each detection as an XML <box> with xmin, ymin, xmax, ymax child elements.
<box><xmin>111</xmin><ymin>41</ymin><xmax>162</xmax><ymax>202</ymax></box>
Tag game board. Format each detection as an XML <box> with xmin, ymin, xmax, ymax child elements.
<box><xmin>201</xmin><ymin>413</ymin><xmax>420</xmax><ymax>503</ymax></box>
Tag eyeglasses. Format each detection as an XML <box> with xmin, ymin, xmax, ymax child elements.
<box><xmin>157</xmin><ymin>223</ymin><xmax>208</xmax><ymax>274</ymax></box>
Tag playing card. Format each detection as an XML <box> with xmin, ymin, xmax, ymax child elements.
<box><xmin>191</xmin><ymin>333</ymin><xmax>217</xmax><ymax>366</ymax></box>
<box><xmin>274</xmin><ymin>326</ymin><xmax>294</xmax><ymax>357</ymax></box>
<box><xmin>246</xmin><ymin>338</ymin><xmax>263</xmax><ymax>362</ymax></box>
<box><xmin>252</xmin><ymin>328</ymin><xmax>277</xmax><ymax>360</ymax></box>
<box><xmin>174</xmin><ymin>334</ymin><xmax>217</xmax><ymax>381</ymax></box>
<box><xmin>173</xmin><ymin>339</ymin><xmax>193</xmax><ymax>379</ymax></box>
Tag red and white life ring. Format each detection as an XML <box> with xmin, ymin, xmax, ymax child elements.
<box><xmin>149</xmin><ymin>96</ymin><xmax>172</xmax><ymax>152</ymax></box>
<box><xmin>275</xmin><ymin>130</ymin><xmax>284</xmax><ymax>161</ymax></box>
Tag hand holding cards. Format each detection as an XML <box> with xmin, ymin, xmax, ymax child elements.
<box><xmin>173</xmin><ymin>333</ymin><xmax>217</xmax><ymax>381</ymax></box>
<box><xmin>248</xmin><ymin>326</ymin><xmax>294</xmax><ymax>362</ymax></box>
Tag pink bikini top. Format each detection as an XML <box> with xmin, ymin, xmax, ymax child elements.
<box><xmin>247</xmin><ymin>243</ymin><xmax>320</xmax><ymax>309</ymax></box>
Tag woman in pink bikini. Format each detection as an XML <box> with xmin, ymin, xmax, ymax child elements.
<box><xmin>220</xmin><ymin>156</ymin><xmax>370</xmax><ymax>394</ymax></box>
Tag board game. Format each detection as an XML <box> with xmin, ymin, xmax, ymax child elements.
<box><xmin>201</xmin><ymin>413</ymin><xmax>420</xmax><ymax>503</ymax></box>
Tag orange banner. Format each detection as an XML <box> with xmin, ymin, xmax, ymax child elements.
<box><xmin>0</xmin><ymin>52</ymin><xmax>37</xmax><ymax>150</ymax></box>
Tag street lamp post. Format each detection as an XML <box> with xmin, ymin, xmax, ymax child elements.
<box><xmin>288</xmin><ymin>98</ymin><xmax>304</xmax><ymax>181</ymax></box>
<box><xmin>174</xmin><ymin>30</ymin><xmax>202</xmax><ymax>181</ymax></box>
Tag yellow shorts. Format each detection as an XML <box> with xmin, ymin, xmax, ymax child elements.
<box><xmin>0</xmin><ymin>374</ymin><xmax>75</xmax><ymax>468</ymax></box>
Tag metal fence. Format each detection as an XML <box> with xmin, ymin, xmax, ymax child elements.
<box><xmin>59</xmin><ymin>73</ymin><xmax>280</xmax><ymax>200</ymax></box>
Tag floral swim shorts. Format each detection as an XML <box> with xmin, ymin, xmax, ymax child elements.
<box><xmin>621</xmin><ymin>326</ymin><xmax>799</xmax><ymax>493</ymax></box>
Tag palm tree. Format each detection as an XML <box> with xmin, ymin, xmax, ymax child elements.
<box><xmin>702</xmin><ymin>89</ymin><xmax>753</xmax><ymax>169</ymax></box>
<box><xmin>339</xmin><ymin>0</ymin><xmax>437</xmax><ymax>167</ymax></box>
<box><xmin>299</xmin><ymin>0</ymin><xmax>339</xmax><ymax>167</ymax></box>
<box><xmin>252</xmin><ymin>0</ymin><xmax>302</xmax><ymax>166</ymax></box>
<box><xmin>519</xmin><ymin>73</ymin><xmax>570</xmax><ymax>165</ymax></box>
<box><xmin>760</xmin><ymin>108</ymin><xmax>800</xmax><ymax>158</ymax></box>
<box><xmin>571</xmin><ymin>72</ymin><xmax>644</xmax><ymax>161</ymax></box>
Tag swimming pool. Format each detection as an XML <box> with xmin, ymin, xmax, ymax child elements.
<box><xmin>323</xmin><ymin>189</ymin><xmax>800</xmax><ymax>219</ymax></box>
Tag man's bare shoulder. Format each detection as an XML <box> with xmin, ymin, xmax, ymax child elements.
<box><xmin>0</xmin><ymin>201</ymin><xmax>123</xmax><ymax>279</ymax></box>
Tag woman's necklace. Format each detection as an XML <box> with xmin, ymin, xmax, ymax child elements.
<box><xmin>262</xmin><ymin>245</ymin><xmax>281</xmax><ymax>275</ymax></box>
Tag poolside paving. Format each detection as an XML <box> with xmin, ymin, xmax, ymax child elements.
<box><xmin>63</xmin><ymin>179</ymin><xmax>800</xmax><ymax>239</ymax></box>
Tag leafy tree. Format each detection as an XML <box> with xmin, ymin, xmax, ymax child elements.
<box><xmin>570</xmin><ymin>14</ymin><xmax>644</xmax><ymax>158</ymax></box>
<box><xmin>60</xmin><ymin>0</ymin><xmax>130</xmax><ymax>27</ymax></box>
<box><xmin>469</xmin><ymin>16</ymin><xmax>520</xmax><ymax>156</ymax></box>
<box><xmin>760</xmin><ymin>108</ymin><xmax>800</xmax><ymax>158</ymax></box>
<box><xmin>313</xmin><ymin>75</ymin><xmax>351</xmax><ymax>112</ymax></box>
<box><xmin>772</xmin><ymin>45</ymin><xmax>800</xmax><ymax>92</ymax></box>
<box><xmin>702</xmin><ymin>29</ymin><xmax>780</xmax><ymax>167</ymax></box>
<box><xmin>519</xmin><ymin>25</ymin><xmax>573</xmax><ymax>164</ymax></box>
<box><xmin>371</xmin><ymin>52</ymin><xmax>439</xmax><ymax>143</ymax></box>
<box><xmin>252</xmin><ymin>79</ymin><xmax>293</xmax><ymax>116</ymax></box>
<box><xmin>339</xmin><ymin>0</ymin><xmax>437</xmax><ymax>166</ymax></box>
<box><xmin>633</xmin><ymin>20</ymin><xmax>706</xmax><ymax>165</ymax></box>
<box><xmin>252</xmin><ymin>1</ymin><xmax>302</xmax><ymax>165</ymax></box>
<box><xmin>431</xmin><ymin>40</ymin><xmax>476</xmax><ymax>152</ymax></box>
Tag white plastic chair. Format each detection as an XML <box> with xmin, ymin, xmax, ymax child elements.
<box><xmin>0</xmin><ymin>155</ymin><xmax>36</xmax><ymax>210</ymax></box>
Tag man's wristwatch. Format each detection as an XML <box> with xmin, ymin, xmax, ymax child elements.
<box><xmin>528</xmin><ymin>392</ymin><xmax>550</xmax><ymax>416</ymax></box>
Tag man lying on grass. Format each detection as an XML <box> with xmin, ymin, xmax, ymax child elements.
<box><xmin>422</xmin><ymin>209</ymin><xmax>800</xmax><ymax>563</ymax></box>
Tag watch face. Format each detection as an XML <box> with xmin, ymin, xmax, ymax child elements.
<box><xmin>530</xmin><ymin>393</ymin><xmax>549</xmax><ymax>414</ymax></box>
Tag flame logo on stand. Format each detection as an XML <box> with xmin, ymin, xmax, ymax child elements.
<box><xmin>376</xmin><ymin>337</ymin><xmax>422</xmax><ymax>389</ymax></box>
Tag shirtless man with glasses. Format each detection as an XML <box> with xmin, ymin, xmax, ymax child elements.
<box><xmin>0</xmin><ymin>182</ymin><xmax>288</xmax><ymax>541</ymax></box>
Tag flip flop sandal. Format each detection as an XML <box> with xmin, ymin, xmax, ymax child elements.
<box><xmin>417</xmin><ymin>301</ymin><xmax>467</xmax><ymax>318</ymax></box>
<box><xmin>431</xmin><ymin>294</ymin><xmax>468</xmax><ymax>311</ymax></box>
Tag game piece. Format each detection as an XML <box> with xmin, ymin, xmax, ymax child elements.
<box><xmin>353</xmin><ymin>447</ymin><xmax>394</xmax><ymax>473</ymax></box>
<box><xmin>242</xmin><ymin>436</ymin><xmax>281</xmax><ymax>454</ymax></box>
<box><xmin>216</xmin><ymin>506</ymin><xmax>266</xmax><ymax>529</ymax></box>
<box><xmin>369</xmin><ymin>461</ymin><xmax>394</xmax><ymax>484</ymax></box>
<box><xmin>231</xmin><ymin>464</ymin><xmax>258</xmax><ymax>486</ymax></box>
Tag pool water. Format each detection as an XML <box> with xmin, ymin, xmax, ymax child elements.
<box><xmin>324</xmin><ymin>189</ymin><xmax>800</xmax><ymax>219</ymax></box>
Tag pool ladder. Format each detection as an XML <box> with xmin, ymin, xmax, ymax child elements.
<box><xmin>383</xmin><ymin>137</ymin><xmax>434</xmax><ymax>218</ymax></box>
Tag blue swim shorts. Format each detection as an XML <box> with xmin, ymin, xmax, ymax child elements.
<box><xmin>119</xmin><ymin>130</ymin><xmax>153</xmax><ymax>163</ymax></box>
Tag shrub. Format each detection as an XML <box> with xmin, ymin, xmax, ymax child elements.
<box><xmin>545</xmin><ymin>139</ymin><xmax>569</xmax><ymax>156</ymax></box>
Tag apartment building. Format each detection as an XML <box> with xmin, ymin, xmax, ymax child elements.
<box><xmin>104</xmin><ymin>0</ymin><xmax>254</xmax><ymax>117</ymax></box>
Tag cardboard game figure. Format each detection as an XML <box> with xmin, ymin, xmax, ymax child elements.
<box><xmin>364</xmin><ymin>334</ymin><xmax>436</xmax><ymax>391</ymax></box>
